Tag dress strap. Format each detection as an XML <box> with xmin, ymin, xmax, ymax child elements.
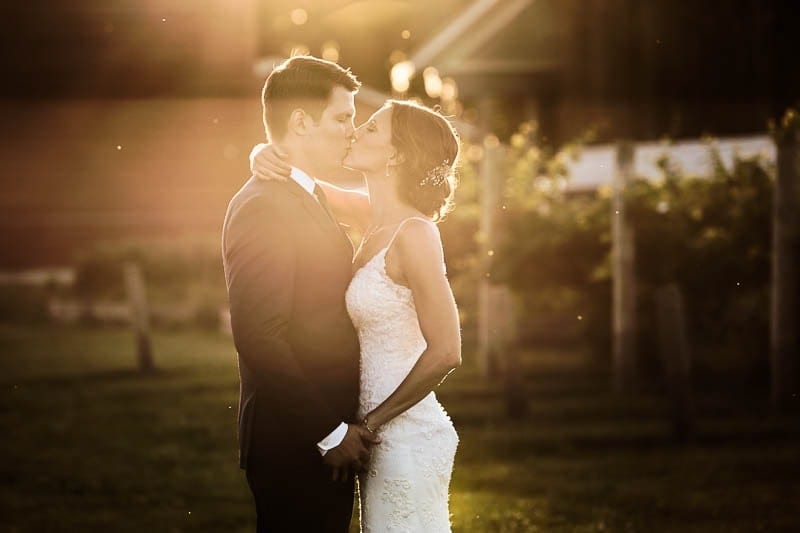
<box><xmin>384</xmin><ymin>217</ymin><xmax>434</xmax><ymax>254</ymax></box>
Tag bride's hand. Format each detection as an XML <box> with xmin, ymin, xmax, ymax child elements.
<box><xmin>249</xmin><ymin>143</ymin><xmax>291</xmax><ymax>182</ymax></box>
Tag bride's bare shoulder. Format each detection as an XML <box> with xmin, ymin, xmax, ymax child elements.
<box><xmin>393</xmin><ymin>218</ymin><xmax>444</xmax><ymax>268</ymax></box>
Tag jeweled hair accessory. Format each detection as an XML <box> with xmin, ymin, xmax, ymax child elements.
<box><xmin>419</xmin><ymin>159</ymin><xmax>451</xmax><ymax>187</ymax></box>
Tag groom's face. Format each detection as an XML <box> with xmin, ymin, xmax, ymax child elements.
<box><xmin>304</xmin><ymin>86</ymin><xmax>356</xmax><ymax>176</ymax></box>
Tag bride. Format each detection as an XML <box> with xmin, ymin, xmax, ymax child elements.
<box><xmin>252</xmin><ymin>99</ymin><xmax>462</xmax><ymax>531</ymax></box>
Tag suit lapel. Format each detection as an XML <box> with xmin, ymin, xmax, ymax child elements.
<box><xmin>283</xmin><ymin>178</ymin><xmax>353</xmax><ymax>256</ymax></box>
<box><xmin>322</xmin><ymin>205</ymin><xmax>355</xmax><ymax>255</ymax></box>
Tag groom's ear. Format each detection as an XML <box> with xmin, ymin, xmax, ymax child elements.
<box><xmin>288</xmin><ymin>108</ymin><xmax>308</xmax><ymax>136</ymax></box>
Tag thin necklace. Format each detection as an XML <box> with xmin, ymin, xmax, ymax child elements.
<box><xmin>364</xmin><ymin>223</ymin><xmax>389</xmax><ymax>240</ymax></box>
<box><xmin>358</xmin><ymin>224</ymin><xmax>389</xmax><ymax>254</ymax></box>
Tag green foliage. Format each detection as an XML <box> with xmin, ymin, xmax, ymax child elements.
<box><xmin>487</xmin><ymin>125</ymin><xmax>774</xmax><ymax>369</ymax></box>
<box><xmin>439</xmin><ymin>154</ymin><xmax>482</xmax><ymax>331</ymax></box>
<box><xmin>626</xmin><ymin>154</ymin><xmax>773</xmax><ymax>369</ymax></box>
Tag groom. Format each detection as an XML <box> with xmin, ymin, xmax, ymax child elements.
<box><xmin>222</xmin><ymin>56</ymin><xmax>377</xmax><ymax>532</ymax></box>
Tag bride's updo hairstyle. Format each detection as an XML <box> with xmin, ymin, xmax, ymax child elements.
<box><xmin>387</xmin><ymin>100</ymin><xmax>459</xmax><ymax>222</ymax></box>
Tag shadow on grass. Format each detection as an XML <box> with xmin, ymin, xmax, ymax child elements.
<box><xmin>567</xmin><ymin>427</ymin><xmax>800</xmax><ymax>451</ymax></box>
<box><xmin>459</xmin><ymin>425</ymin><xmax>800</xmax><ymax>461</ymax></box>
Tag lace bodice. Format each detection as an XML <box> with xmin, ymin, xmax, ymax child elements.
<box><xmin>346</xmin><ymin>218</ymin><xmax>451</xmax><ymax>424</ymax></box>
<box><xmin>348</xmin><ymin>245</ymin><xmax>425</xmax><ymax>407</ymax></box>
<box><xmin>345</xmin><ymin>217</ymin><xmax>458</xmax><ymax>532</ymax></box>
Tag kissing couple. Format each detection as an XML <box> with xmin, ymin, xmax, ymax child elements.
<box><xmin>222</xmin><ymin>55</ymin><xmax>462</xmax><ymax>532</ymax></box>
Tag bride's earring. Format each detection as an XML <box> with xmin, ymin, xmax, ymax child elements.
<box><xmin>386</xmin><ymin>151</ymin><xmax>403</xmax><ymax>177</ymax></box>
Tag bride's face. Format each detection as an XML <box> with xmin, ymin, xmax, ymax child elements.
<box><xmin>343</xmin><ymin>106</ymin><xmax>395</xmax><ymax>175</ymax></box>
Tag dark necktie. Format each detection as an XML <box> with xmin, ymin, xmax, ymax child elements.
<box><xmin>313</xmin><ymin>184</ymin><xmax>338</xmax><ymax>225</ymax></box>
<box><xmin>314</xmin><ymin>184</ymin><xmax>354</xmax><ymax>252</ymax></box>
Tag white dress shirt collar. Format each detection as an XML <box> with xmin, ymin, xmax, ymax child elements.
<box><xmin>289</xmin><ymin>166</ymin><xmax>317</xmax><ymax>196</ymax></box>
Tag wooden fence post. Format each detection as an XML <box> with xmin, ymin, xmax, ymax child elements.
<box><xmin>612</xmin><ymin>141</ymin><xmax>637</xmax><ymax>392</ymax></box>
<box><xmin>655</xmin><ymin>284</ymin><xmax>694</xmax><ymax>441</ymax></box>
<box><xmin>478</xmin><ymin>131</ymin><xmax>502</xmax><ymax>378</ymax></box>
<box><xmin>124</xmin><ymin>262</ymin><xmax>155</xmax><ymax>374</ymax></box>
<box><xmin>771</xmin><ymin>114</ymin><xmax>800</xmax><ymax>410</ymax></box>
<box><xmin>488</xmin><ymin>285</ymin><xmax>527</xmax><ymax>418</ymax></box>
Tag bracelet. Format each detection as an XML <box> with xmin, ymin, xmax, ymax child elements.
<box><xmin>361</xmin><ymin>417</ymin><xmax>377</xmax><ymax>434</ymax></box>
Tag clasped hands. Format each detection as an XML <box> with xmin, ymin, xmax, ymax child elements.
<box><xmin>322</xmin><ymin>420</ymin><xmax>381</xmax><ymax>482</ymax></box>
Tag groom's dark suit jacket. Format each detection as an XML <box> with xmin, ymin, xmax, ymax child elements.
<box><xmin>222</xmin><ymin>176</ymin><xmax>360</xmax><ymax>472</ymax></box>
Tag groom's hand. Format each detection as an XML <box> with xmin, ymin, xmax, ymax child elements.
<box><xmin>323</xmin><ymin>424</ymin><xmax>380</xmax><ymax>481</ymax></box>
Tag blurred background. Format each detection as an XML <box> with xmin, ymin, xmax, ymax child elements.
<box><xmin>1</xmin><ymin>1</ymin><xmax>799</xmax><ymax>531</ymax></box>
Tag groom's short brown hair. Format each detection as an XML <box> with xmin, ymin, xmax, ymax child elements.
<box><xmin>262</xmin><ymin>55</ymin><xmax>361</xmax><ymax>141</ymax></box>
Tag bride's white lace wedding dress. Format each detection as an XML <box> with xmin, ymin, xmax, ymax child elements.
<box><xmin>346</xmin><ymin>217</ymin><xmax>459</xmax><ymax>532</ymax></box>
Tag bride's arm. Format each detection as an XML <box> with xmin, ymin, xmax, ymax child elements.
<box><xmin>361</xmin><ymin>221</ymin><xmax>461</xmax><ymax>431</ymax></box>
<box><xmin>250</xmin><ymin>143</ymin><xmax>371</xmax><ymax>231</ymax></box>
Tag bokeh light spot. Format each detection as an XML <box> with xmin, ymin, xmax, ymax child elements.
<box><xmin>423</xmin><ymin>67</ymin><xmax>442</xmax><ymax>98</ymax></box>
<box><xmin>441</xmin><ymin>77</ymin><xmax>458</xmax><ymax>102</ymax></box>
<box><xmin>322</xmin><ymin>41</ymin><xmax>340</xmax><ymax>63</ymax></box>
<box><xmin>484</xmin><ymin>134</ymin><xmax>500</xmax><ymax>149</ymax></box>
<box><xmin>391</xmin><ymin>61</ymin><xmax>415</xmax><ymax>93</ymax></box>
<box><xmin>290</xmin><ymin>9</ymin><xmax>308</xmax><ymax>25</ymax></box>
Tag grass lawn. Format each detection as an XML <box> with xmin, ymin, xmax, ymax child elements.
<box><xmin>0</xmin><ymin>324</ymin><xmax>798</xmax><ymax>532</ymax></box>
